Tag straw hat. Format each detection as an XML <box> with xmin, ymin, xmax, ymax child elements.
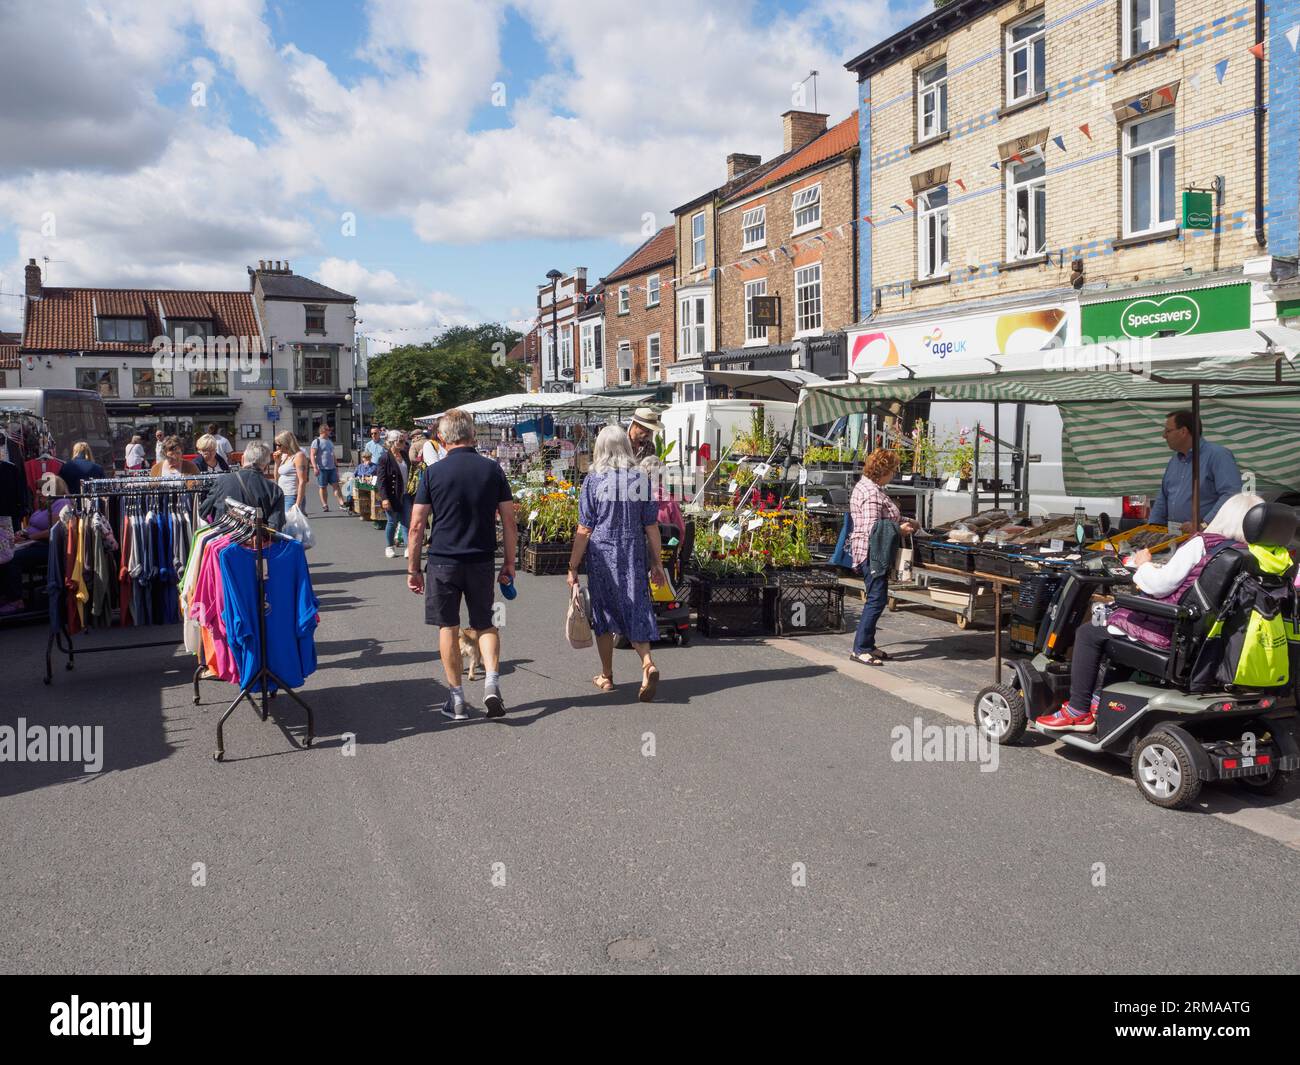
<box><xmin>629</xmin><ymin>407</ymin><xmax>663</xmax><ymax>433</ymax></box>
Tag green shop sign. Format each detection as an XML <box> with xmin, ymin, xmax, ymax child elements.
<box><xmin>1081</xmin><ymin>283</ymin><xmax>1250</xmax><ymax>342</ymax></box>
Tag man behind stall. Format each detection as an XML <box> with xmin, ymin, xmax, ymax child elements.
<box><xmin>1149</xmin><ymin>409</ymin><xmax>1241</xmax><ymax>532</ymax></box>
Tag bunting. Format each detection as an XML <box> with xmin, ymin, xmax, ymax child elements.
<box><xmin>1078</xmin><ymin>122</ymin><xmax>1091</xmax><ymax>140</ymax></box>
<box><xmin>1216</xmin><ymin>58</ymin><xmax>1229</xmax><ymax>83</ymax></box>
<box><xmin>1247</xmin><ymin>42</ymin><xmax>1264</xmax><ymax>60</ymax></box>
<box><xmin>1051</xmin><ymin>135</ymin><xmax>1066</xmax><ymax>152</ymax></box>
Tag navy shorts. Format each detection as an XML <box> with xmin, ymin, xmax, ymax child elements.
<box><xmin>317</xmin><ymin>467</ymin><xmax>338</xmax><ymax>487</ymax></box>
<box><xmin>425</xmin><ymin>562</ymin><xmax>496</xmax><ymax>630</ymax></box>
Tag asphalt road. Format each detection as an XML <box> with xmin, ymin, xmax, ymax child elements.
<box><xmin>2</xmin><ymin>504</ymin><xmax>1298</xmax><ymax>974</ymax></box>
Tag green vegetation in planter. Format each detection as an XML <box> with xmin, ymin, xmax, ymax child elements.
<box><xmin>731</xmin><ymin>407</ymin><xmax>777</xmax><ymax>456</ymax></box>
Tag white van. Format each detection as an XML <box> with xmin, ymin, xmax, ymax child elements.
<box><xmin>659</xmin><ymin>398</ymin><xmax>797</xmax><ymax>465</ymax></box>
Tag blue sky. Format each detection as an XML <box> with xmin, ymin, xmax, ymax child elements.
<box><xmin>0</xmin><ymin>0</ymin><xmax>926</xmax><ymax>352</ymax></box>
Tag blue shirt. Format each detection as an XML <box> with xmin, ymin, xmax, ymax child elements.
<box><xmin>310</xmin><ymin>436</ymin><xmax>336</xmax><ymax>470</ymax></box>
<box><xmin>219</xmin><ymin>539</ymin><xmax>319</xmax><ymax>691</ymax></box>
<box><xmin>363</xmin><ymin>439</ymin><xmax>385</xmax><ymax>464</ymax></box>
<box><xmin>59</xmin><ymin>458</ymin><xmax>105</xmax><ymax>493</ymax></box>
<box><xmin>1150</xmin><ymin>438</ymin><xmax>1241</xmax><ymax>525</ymax></box>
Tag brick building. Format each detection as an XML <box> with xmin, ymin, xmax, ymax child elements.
<box><xmin>534</xmin><ymin>267</ymin><xmax>587</xmax><ymax>392</ymax></box>
<box><xmin>845</xmin><ymin>0</ymin><xmax>1300</xmax><ymax>380</ymax></box>
<box><xmin>713</xmin><ymin>111</ymin><xmax>860</xmax><ymax>380</ymax></box>
<box><xmin>600</xmin><ymin>226</ymin><xmax>676</xmax><ymax>394</ymax></box>
<box><xmin>576</xmin><ymin>282</ymin><xmax>606</xmax><ymax>392</ymax></box>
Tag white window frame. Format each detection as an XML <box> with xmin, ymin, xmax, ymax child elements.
<box><xmin>646</xmin><ymin>274</ymin><xmax>660</xmax><ymax>307</ymax></box>
<box><xmin>791</xmin><ymin>183</ymin><xmax>822</xmax><ymax>235</ymax></box>
<box><xmin>618</xmin><ymin>285</ymin><xmax>630</xmax><ymax>315</ymax></box>
<box><xmin>917</xmin><ymin>186</ymin><xmax>950</xmax><ymax>279</ymax></box>
<box><xmin>617</xmin><ymin>340</ymin><xmax>633</xmax><ymax>386</ymax></box>
<box><xmin>1005</xmin><ymin>150</ymin><xmax>1047</xmax><ymax>260</ymax></box>
<box><xmin>1123</xmin><ymin>0</ymin><xmax>1176</xmax><ymax>59</ymax></box>
<box><xmin>691</xmin><ymin>211</ymin><xmax>706</xmax><ymax>269</ymax></box>
<box><xmin>741</xmin><ymin>205</ymin><xmax>766</xmax><ymax>250</ymax></box>
<box><xmin>678</xmin><ymin>293</ymin><xmax>709</xmax><ymax>357</ymax></box>
<box><xmin>580</xmin><ymin>320</ymin><xmax>599</xmax><ymax>371</ymax></box>
<box><xmin>1005</xmin><ymin>10</ymin><xmax>1046</xmax><ymax>106</ymax></box>
<box><xmin>1123</xmin><ymin>111</ymin><xmax>1177</xmax><ymax>238</ymax></box>
<box><xmin>916</xmin><ymin>60</ymin><xmax>948</xmax><ymax>141</ymax></box>
<box><xmin>647</xmin><ymin>333</ymin><xmax>661</xmax><ymax>382</ymax></box>
<box><xmin>793</xmin><ymin>264</ymin><xmax>822</xmax><ymax>337</ymax></box>
<box><xmin>744</xmin><ymin>278</ymin><xmax>769</xmax><ymax>345</ymax></box>
<box><xmin>560</xmin><ymin>327</ymin><xmax>573</xmax><ymax>370</ymax></box>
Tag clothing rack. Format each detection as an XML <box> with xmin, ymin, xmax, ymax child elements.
<box><xmin>44</xmin><ymin>475</ymin><xmax>219</xmax><ymax>683</ymax></box>
<box><xmin>210</xmin><ymin>498</ymin><xmax>315</xmax><ymax>762</ymax></box>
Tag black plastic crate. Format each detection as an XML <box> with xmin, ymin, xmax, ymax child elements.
<box><xmin>775</xmin><ymin>581</ymin><xmax>845</xmax><ymax>635</ymax></box>
<box><xmin>522</xmin><ymin>542</ymin><xmax>577</xmax><ymax>575</ymax></box>
<box><xmin>1013</xmin><ymin>571</ymin><xmax>1064</xmax><ymax>626</ymax></box>
<box><xmin>696</xmin><ymin>577</ymin><xmax>767</xmax><ymax>638</ymax></box>
<box><xmin>929</xmin><ymin>541</ymin><xmax>977</xmax><ymax>572</ymax></box>
<box><xmin>974</xmin><ymin>546</ymin><xmax>1017</xmax><ymax>577</ymax></box>
<box><xmin>913</xmin><ymin>532</ymin><xmax>936</xmax><ymax>567</ymax></box>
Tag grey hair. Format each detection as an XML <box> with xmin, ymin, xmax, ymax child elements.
<box><xmin>1204</xmin><ymin>491</ymin><xmax>1264</xmax><ymax>542</ymax></box>
<box><xmin>592</xmin><ymin>425</ymin><xmax>635</xmax><ymax>474</ymax></box>
<box><xmin>439</xmin><ymin>408</ymin><xmax>476</xmax><ymax>446</ymax></box>
<box><xmin>385</xmin><ymin>429</ymin><xmax>404</xmax><ymax>446</ymax></box>
<box><xmin>241</xmin><ymin>440</ymin><xmax>274</xmax><ymax>471</ymax></box>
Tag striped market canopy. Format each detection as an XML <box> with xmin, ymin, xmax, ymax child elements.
<box><xmin>797</xmin><ymin>326</ymin><xmax>1300</xmax><ymax>498</ymax></box>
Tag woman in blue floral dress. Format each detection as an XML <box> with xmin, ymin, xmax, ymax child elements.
<box><xmin>567</xmin><ymin>426</ymin><xmax>667</xmax><ymax>700</ymax></box>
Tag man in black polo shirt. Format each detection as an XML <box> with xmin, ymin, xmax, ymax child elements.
<box><xmin>407</xmin><ymin>408</ymin><xmax>517</xmax><ymax>720</ymax></box>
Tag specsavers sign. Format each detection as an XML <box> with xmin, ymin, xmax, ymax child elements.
<box><xmin>1081</xmin><ymin>282</ymin><xmax>1250</xmax><ymax>342</ymax></box>
<box><xmin>848</xmin><ymin>302</ymin><xmax>1077</xmax><ymax>378</ymax></box>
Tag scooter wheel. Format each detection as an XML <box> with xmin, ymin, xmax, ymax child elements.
<box><xmin>974</xmin><ymin>683</ymin><xmax>1026</xmax><ymax>745</ymax></box>
<box><xmin>1132</xmin><ymin>730</ymin><xmax>1203</xmax><ymax>809</ymax></box>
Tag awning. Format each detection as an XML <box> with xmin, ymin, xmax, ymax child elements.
<box><xmin>415</xmin><ymin>391</ymin><xmax>663</xmax><ymax>427</ymax></box>
<box><xmin>798</xmin><ymin>325</ymin><xmax>1300</xmax><ymax>497</ymax></box>
<box><xmin>703</xmin><ymin>368</ymin><xmax>829</xmax><ymax>403</ymax></box>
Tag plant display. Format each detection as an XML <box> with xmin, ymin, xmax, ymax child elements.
<box><xmin>942</xmin><ymin>427</ymin><xmax>975</xmax><ymax>480</ymax></box>
<box><xmin>692</xmin><ymin>502</ymin><xmax>812</xmax><ymax>577</ymax></box>
<box><xmin>517</xmin><ymin>475</ymin><xmax>579</xmax><ymax>543</ymax></box>
<box><xmin>803</xmin><ymin>444</ymin><xmax>854</xmax><ymax>465</ymax></box>
<box><xmin>731</xmin><ymin>407</ymin><xmax>777</xmax><ymax>456</ymax></box>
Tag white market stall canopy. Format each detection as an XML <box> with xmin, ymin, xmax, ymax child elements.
<box><xmin>797</xmin><ymin>326</ymin><xmax>1300</xmax><ymax>498</ymax></box>
<box><xmin>702</xmin><ymin>368</ymin><xmax>830</xmax><ymax>403</ymax></box>
<box><xmin>416</xmin><ymin>391</ymin><xmax>661</xmax><ymax>427</ymax></box>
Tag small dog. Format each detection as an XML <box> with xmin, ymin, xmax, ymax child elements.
<box><xmin>459</xmin><ymin>628</ymin><xmax>484</xmax><ymax>680</ymax></box>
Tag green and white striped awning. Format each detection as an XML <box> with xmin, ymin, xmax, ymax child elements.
<box><xmin>797</xmin><ymin>326</ymin><xmax>1300</xmax><ymax>497</ymax></box>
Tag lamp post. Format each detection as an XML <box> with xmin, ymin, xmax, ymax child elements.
<box><xmin>546</xmin><ymin>268</ymin><xmax>562</xmax><ymax>393</ymax></box>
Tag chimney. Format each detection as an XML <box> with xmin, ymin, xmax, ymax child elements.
<box><xmin>781</xmin><ymin>110</ymin><xmax>828</xmax><ymax>153</ymax></box>
<box><xmin>726</xmin><ymin>153</ymin><xmax>762</xmax><ymax>180</ymax></box>
<box><xmin>24</xmin><ymin>258</ymin><xmax>41</xmax><ymax>299</ymax></box>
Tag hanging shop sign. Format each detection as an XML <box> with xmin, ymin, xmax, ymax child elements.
<box><xmin>1081</xmin><ymin>282</ymin><xmax>1249</xmax><ymax>342</ymax></box>
<box><xmin>750</xmin><ymin>296</ymin><xmax>780</xmax><ymax>328</ymax></box>
<box><xmin>848</xmin><ymin>301</ymin><xmax>1076</xmax><ymax>377</ymax></box>
<box><xmin>1182</xmin><ymin>190</ymin><xmax>1214</xmax><ymax>230</ymax></box>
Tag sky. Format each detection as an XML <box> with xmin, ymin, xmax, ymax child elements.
<box><xmin>0</xmin><ymin>0</ymin><xmax>928</xmax><ymax>354</ymax></box>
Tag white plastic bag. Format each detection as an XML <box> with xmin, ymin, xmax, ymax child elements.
<box><xmin>284</xmin><ymin>504</ymin><xmax>315</xmax><ymax>549</ymax></box>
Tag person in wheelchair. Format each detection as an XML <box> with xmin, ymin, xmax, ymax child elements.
<box><xmin>1036</xmin><ymin>491</ymin><xmax>1263</xmax><ymax>733</ymax></box>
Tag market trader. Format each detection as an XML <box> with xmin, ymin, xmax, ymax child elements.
<box><xmin>1149</xmin><ymin>409</ymin><xmax>1242</xmax><ymax>531</ymax></box>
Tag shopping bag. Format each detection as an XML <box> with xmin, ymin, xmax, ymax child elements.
<box><xmin>893</xmin><ymin>534</ymin><xmax>914</xmax><ymax>583</ymax></box>
<box><xmin>566</xmin><ymin>583</ymin><xmax>593</xmax><ymax>649</ymax></box>
<box><xmin>284</xmin><ymin>504</ymin><xmax>315</xmax><ymax>549</ymax></box>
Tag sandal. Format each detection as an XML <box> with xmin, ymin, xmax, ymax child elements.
<box><xmin>638</xmin><ymin>666</ymin><xmax>660</xmax><ymax>702</ymax></box>
<box><xmin>848</xmin><ymin>650</ymin><xmax>885</xmax><ymax>667</ymax></box>
<box><xmin>593</xmin><ymin>674</ymin><xmax>615</xmax><ymax>692</ymax></box>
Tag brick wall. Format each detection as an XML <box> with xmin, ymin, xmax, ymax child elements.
<box><xmin>603</xmin><ymin>265</ymin><xmax>677</xmax><ymax>387</ymax></box>
<box><xmin>716</xmin><ymin>157</ymin><xmax>858</xmax><ymax>348</ymax></box>
<box><xmin>860</xmin><ymin>0</ymin><xmax>1266</xmax><ymax>319</ymax></box>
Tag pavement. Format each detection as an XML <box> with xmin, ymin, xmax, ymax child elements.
<box><xmin>2</xmin><ymin>502</ymin><xmax>1299</xmax><ymax>974</ymax></box>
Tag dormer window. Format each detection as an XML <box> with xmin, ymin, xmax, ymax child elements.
<box><xmin>98</xmin><ymin>317</ymin><xmax>147</xmax><ymax>343</ymax></box>
<box><xmin>167</xmin><ymin>318</ymin><xmax>214</xmax><ymax>340</ymax></box>
<box><xmin>305</xmin><ymin>305</ymin><xmax>326</xmax><ymax>333</ymax></box>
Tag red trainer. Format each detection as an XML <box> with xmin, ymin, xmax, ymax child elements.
<box><xmin>1035</xmin><ymin>707</ymin><xmax>1096</xmax><ymax>732</ymax></box>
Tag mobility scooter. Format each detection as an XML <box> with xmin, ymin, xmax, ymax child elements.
<box><xmin>974</xmin><ymin>502</ymin><xmax>1300</xmax><ymax>809</ymax></box>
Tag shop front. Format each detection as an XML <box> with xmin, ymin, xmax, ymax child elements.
<box><xmin>105</xmin><ymin>398</ymin><xmax>241</xmax><ymax>456</ymax></box>
<box><xmin>287</xmin><ymin>392</ymin><xmax>352</xmax><ymax>460</ymax></box>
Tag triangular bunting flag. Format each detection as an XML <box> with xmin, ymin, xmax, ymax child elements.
<box><xmin>1130</xmin><ymin>99</ymin><xmax>1145</xmax><ymax>114</ymax></box>
<box><xmin>1079</xmin><ymin>122</ymin><xmax>1091</xmax><ymax>140</ymax></box>
<box><xmin>1216</xmin><ymin>58</ymin><xmax>1229</xmax><ymax>83</ymax></box>
<box><xmin>1009</xmin><ymin>150</ymin><xmax>1024</xmax><ymax>164</ymax></box>
<box><xmin>954</xmin><ymin>178</ymin><xmax>966</xmax><ymax>192</ymax></box>
<box><xmin>1052</xmin><ymin>135</ymin><xmax>1066</xmax><ymax>152</ymax></box>
<box><xmin>990</xmin><ymin>161</ymin><xmax>1000</xmax><ymax>171</ymax></box>
<box><xmin>1248</xmin><ymin>42</ymin><xmax>1264</xmax><ymax>60</ymax></box>
<box><xmin>862</xmin><ymin>215</ymin><xmax>873</xmax><ymax>226</ymax></box>
<box><xmin>891</xmin><ymin>204</ymin><xmax>904</xmax><ymax>213</ymax></box>
<box><xmin>1189</xmin><ymin>72</ymin><xmax>1202</xmax><ymax>90</ymax></box>
<box><xmin>1157</xmin><ymin>85</ymin><xmax>1174</xmax><ymax>104</ymax></box>
<box><xmin>1287</xmin><ymin>24</ymin><xmax>1299</xmax><ymax>51</ymax></box>
<box><xmin>904</xmin><ymin>198</ymin><xmax>915</xmax><ymax>209</ymax></box>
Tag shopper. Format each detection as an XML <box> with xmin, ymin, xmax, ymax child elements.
<box><xmin>1149</xmin><ymin>409</ymin><xmax>1242</xmax><ymax>531</ymax></box>
<box><xmin>310</xmin><ymin>424</ymin><xmax>345</xmax><ymax>512</ymax></box>
<box><xmin>406</xmin><ymin>409</ymin><xmax>517</xmax><ymax>720</ymax></box>
<box><xmin>1037</xmin><ymin>492</ymin><xmax>1261</xmax><ymax>733</ymax></box>
<box><xmin>153</xmin><ymin>429</ymin><xmax>165</xmax><ymax>464</ymax></box>
<box><xmin>194</xmin><ymin>434</ymin><xmax>230</xmax><ymax>473</ymax></box>
<box><xmin>847</xmin><ymin>448</ymin><xmax>914</xmax><ymax>667</ymax></box>
<box><xmin>377</xmin><ymin>429</ymin><xmax>410</xmax><ymax>559</ymax></box>
<box><xmin>199</xmin><ymin>441</ymin><xmax>287</xmax><ymax>530</ymax></box>
<box><xmin>274</xmin><ymin>430</ymin><xmax>309</xmax><ymax>513</ymax></box>
<box><xmin>363</xmin><ymin>426</ymin><xmax>386</xmax><ymax>465</ymax></box>
<box><xmin>627</xmin><ymin>407</ymin><xmax>661</xmax><ymax>462</ymax></box>
<box><xmin>207</xmin><ymin>423</ymin><xmax>234</xmax><ymax>462</ymax></box>
<box><xmin>124</xmin><ymin>434</ymin><xmax>147</xmax><ymax>471</ymax></box>
<box><xmin>151</xmin><ymin>436</ymin><xmax>199</xmax><ymax>478</ymax></box>
<box><xmin>567</xmin><ymin>426</ymin><xmax>666</xmax><ymax>701</ymax></box>
<box><xmin>60</xmin><ymin>441</ymin><xmax>106</xmax><ymax>493</ymax></box>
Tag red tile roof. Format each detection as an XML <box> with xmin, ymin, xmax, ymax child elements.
<box><xmin>0</xmin><ymin>342</ymin><xmax>18</xmax><ymax>370</ymax></box>
<box><xmin>728</xmin><ymin>112</ymin><xmax>858</xmax><ymax>201</ymax></box>
<box><xmin>601</xmin><ymin>227</ymin><xmax>676</xmax><ymax>284</ymax></box>
<box><xmin>22</xmin><ymin>288</ymin><xmax>262</xmax><ymax>353</ymax></box>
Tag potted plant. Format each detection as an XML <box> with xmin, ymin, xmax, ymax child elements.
<box><xmin>520</xmin><ymin>476</ymin><xmax>580</xmax><ymax>573</ymax></box>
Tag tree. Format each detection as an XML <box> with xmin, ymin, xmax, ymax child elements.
<box><xmin>368</xmin><ymin>323</ymin><xmax>524</xmax><ymax>429</ymax></box>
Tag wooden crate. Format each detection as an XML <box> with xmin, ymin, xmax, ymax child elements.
<box><xmin>522</xmin><ymin>542</ymin><xmax>577</xmax><ymax>575</ymax></box>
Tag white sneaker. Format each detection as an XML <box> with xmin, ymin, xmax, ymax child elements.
<box><xmin>403</xmin><ymin>547</ymin><xmax>409</xmax><ymax>559</ymax></box>
<box><xmin>385</xmin><ymin>546</ymin><xmax>396</xmax><ymax>559</ymax></box>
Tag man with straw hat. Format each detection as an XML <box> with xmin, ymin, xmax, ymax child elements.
<box><xmin>627</xmin><ymin>407</ymin><xmax>662</xmax><ymax>462</ymax></box>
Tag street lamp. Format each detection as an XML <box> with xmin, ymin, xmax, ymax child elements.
<box><xmin>546</xmin><ymin>268</ymin><xmax>562</xmax><ymax>393</ymax></box>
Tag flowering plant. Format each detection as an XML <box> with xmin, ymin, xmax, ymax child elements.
<box><xmin>519</xmin><ymin>475</ymin><xmax>579</xmax><ymax>543</ymax></box>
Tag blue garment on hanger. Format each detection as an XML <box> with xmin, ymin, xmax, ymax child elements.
<box><xmin>218</xmin><ymin>539</ymin><xmax>319</xmax><ymax>692</ymax></box>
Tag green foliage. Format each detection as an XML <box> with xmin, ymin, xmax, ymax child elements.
<box><xmin>731</xmin><ymin>406</ymin><xmax>777</xmax><ymax>456</ymax></box>
<box><xmin>368</xmin><ymin>324</ymin><xmax>524</xmax><ymax>429</ymax></box>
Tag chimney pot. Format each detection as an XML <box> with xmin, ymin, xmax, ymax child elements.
<box><xmin>24</xmin><ymin>258</ymin><xmax>42</xmax><ymax>299</ymax></box>
<box><xmin>726</xmin><ymin>153</ymin><xmax>762</xmax><ymax>180</ymax></box>
<box><xmin>780</xmin><ymin>110</ymin><xmax>828</xmax><ymax>153</ymax></box>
